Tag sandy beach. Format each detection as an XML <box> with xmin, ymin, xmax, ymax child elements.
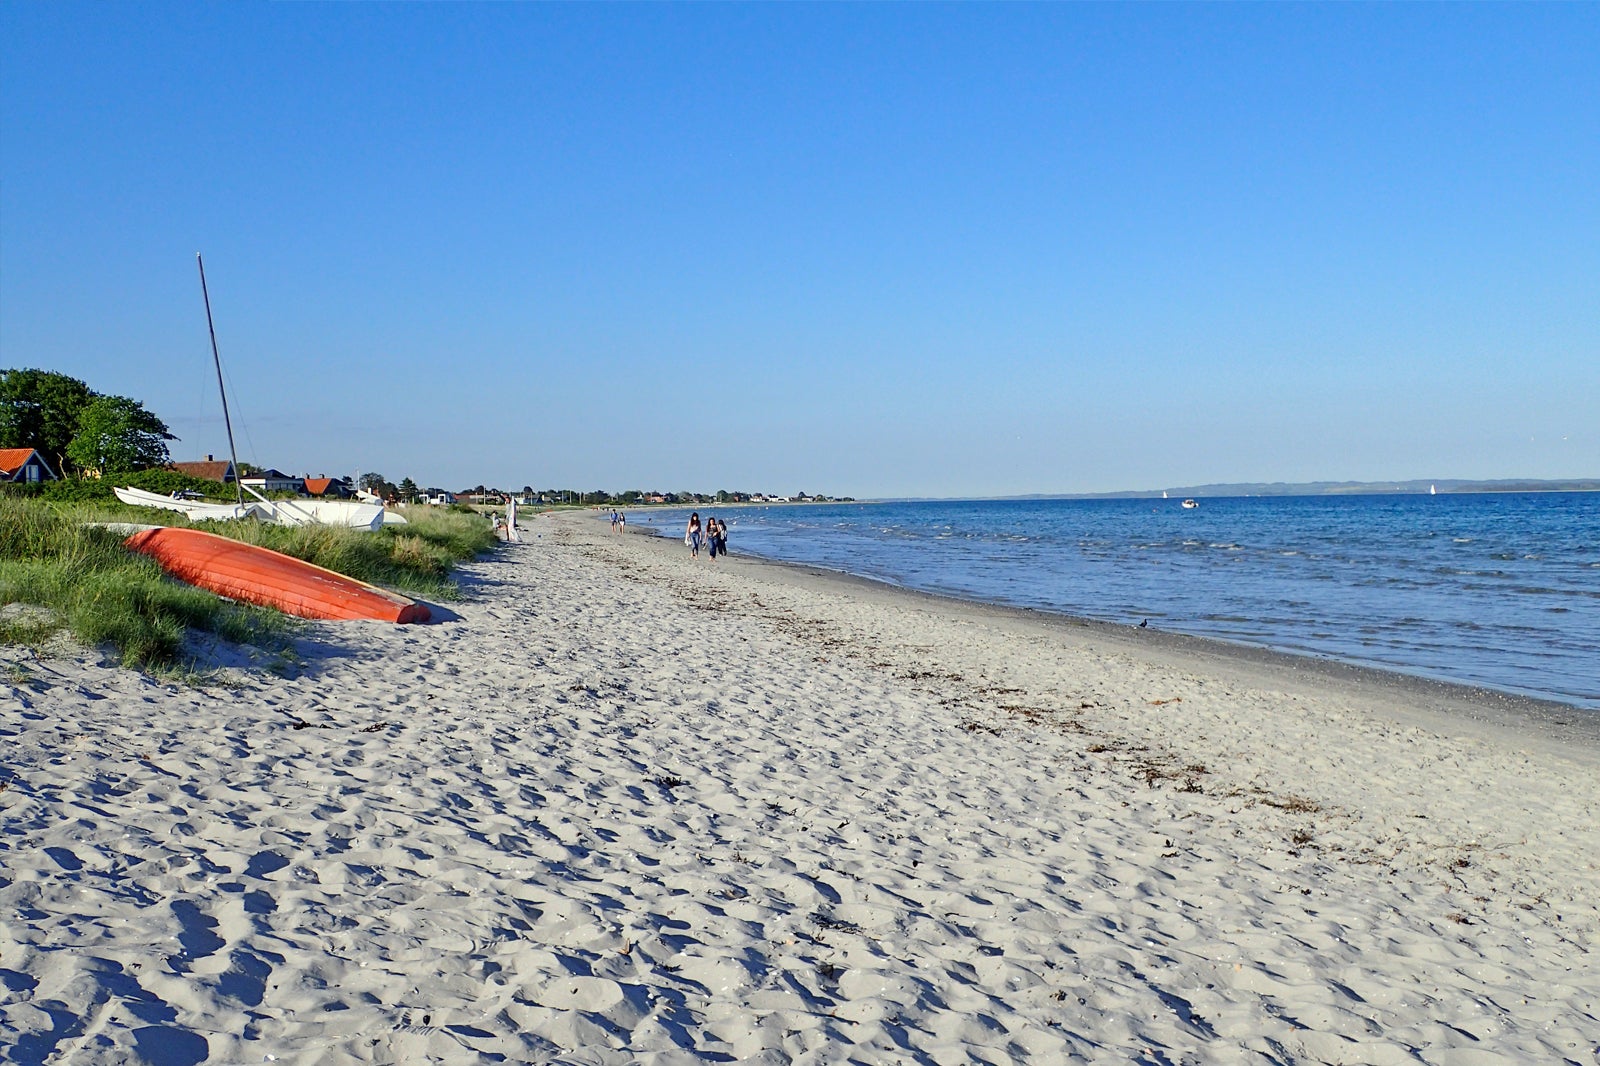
<box><xmin>3</xmin><ymin>509</ymin><xmax>1598</xmax><ymax>1064</ymax></box>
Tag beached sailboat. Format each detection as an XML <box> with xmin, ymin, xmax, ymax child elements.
<box><xmin>116</xmin><ymin>255</ymin><xmax>401</xmax><ymax>532</ymax></box>
<box><xmin>114</xmin><ymin>486</ymin><xmax>269</xmax><ymax>522</ymax></box>
<box><xmin>114</xmin><ymin>483</ymin><xmax>395</xmax><ymax>530</ymax></box>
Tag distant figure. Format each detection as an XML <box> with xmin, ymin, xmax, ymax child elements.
<box><xmin>686</xmin><ymin>512</ymin><xmax>702</xmax><ymax>558</ymax></box>
<box><xmin>618</xmin><ymin>512</ymin><xmax>626</xmax><ymax>533</ymax></box>
<box><xmin>716</xmin><ymin>517</ymin><xmax>729</xmax><ymax>556</ymax></box>
<box><xmin>706</xmin><ymin>514</ymin><xmax>719</xmax><ymax>560</ymax></box>
<box><xmin>610</xmin><ymin>509</ymin><xmax>619</xmax><ymax>533</ymax></box>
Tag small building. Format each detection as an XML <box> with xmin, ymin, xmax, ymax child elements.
<box><xmin>240</xmin><ymin>468</ymin><xmax>305</xmax><ymax>495</ymax></box>
<box><xmin>168</xmin><ymin>455</ymin><xmax>236</xmax><ymax>483</ymax></box>
<box><xmin>303</xmin><ymin>476</ymin><xmax>353</xmax><ymax>499</ymax></box>
<box><xmin>0</xmin><ymin>448</ymin><xmax>57</xmax><ymax>483</ymax></box>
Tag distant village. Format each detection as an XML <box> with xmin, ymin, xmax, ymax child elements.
<box><xmin>87</xmin><ymin>455</ymin><xmax>852</xmax><ymax>509</ymax></box>
<box><xmin>0</xmin><ymin>444</ymin><xmax>851</xmax><ymax>510</ymax></box>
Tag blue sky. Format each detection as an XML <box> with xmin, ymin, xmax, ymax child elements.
<box><xmin>3</xmin><ymin>3</ymin><xmax>1595</xmax><ymax>497</ymax></box>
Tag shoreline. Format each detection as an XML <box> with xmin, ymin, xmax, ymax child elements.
<box><xmin>3</xmin><ymin>509</ymin><xmax>1597</xmax><ymax>1062</ymax></box>
<box><xmin>619</xmin><ymin>517</ymin><xmax>1600</xmax><ymax>748</ymax></box>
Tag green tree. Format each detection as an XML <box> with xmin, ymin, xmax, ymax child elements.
<box><xmin>65</xmin><ymin>395</ymin><xmax>177</xmax><ymax>474</ymax></box>
<box><xmin>0</xmin><ymin>368</ymin><xmax>96</xmax><ymax>474</ymax></box>
<box><xmin>359</xmin><ymin>472</ymin><xmax>387</xmax><ymax>493</ymax></box>
<box><xmin>398</xmin><ymin>477</ymin><xmax>419</xmax><ymax>501</ymax></box>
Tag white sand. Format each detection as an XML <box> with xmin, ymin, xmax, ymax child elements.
<box><xmin>2</xmin><ymin>510</ymin><xmax>1597</xmax><ymax>1064</ymax></box>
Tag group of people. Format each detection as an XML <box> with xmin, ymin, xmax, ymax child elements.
<box><xmin>608</xmin><ymin>510</ymin><xmax>627</xmax><ymax>533</ymax></box>
<box><xmin>685</xmin><ymin>512</ymin><xmax>729</xmax><ymax>560</ymax></box>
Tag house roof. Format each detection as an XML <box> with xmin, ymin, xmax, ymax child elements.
<box><xmin>169</xmin><ymin>460</ymin><xmax>235</xmax><ymax>482</ymax></box>
<box><xmin>303</xmin><ymin>477</ymin><xmax>341</xmax><ymax>496</ymax></box>
<box><xmin>0</xmin><ymin>448</ymin><xmax>53</xmax><ymax>478</ymax></box>
<box><xmin>241</xmin><ymin>468</ymin><xmax>295</xmax><ymax>481</ymax></box>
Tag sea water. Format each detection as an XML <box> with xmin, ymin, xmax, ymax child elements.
<box><xmin>635</xmin><ymin>494</ymin><xmax>1600</xmax><ymax>710</ymax></box>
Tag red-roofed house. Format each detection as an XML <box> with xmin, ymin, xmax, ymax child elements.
<box><xmin>303</xmin><ymin>477</ymin><xmax>352</xmax><ymax>498</ymax></box>
<box><xmin>169</xmin><ymin>455</ymin><xmax>236</xmax><ymax>483</ymax></box>
<box><xmin>0</xmin><ymin>448</ymin><xmax>57</xmax><ymax>483</ymax></box>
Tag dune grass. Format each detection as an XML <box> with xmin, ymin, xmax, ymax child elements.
<box><xmin>205</xmin><ymin>507</ymin><xmax>499</xmax><ymax>601</ymax></box>
<box><xmin>0</xmin><ymin>498</ymin><xmax>499</xmax><ymax>670</ymax></box>
<box><xmin>0</xmin><ymin>499</ymin><xmax>293</xmax><ymax>668</ymax></box>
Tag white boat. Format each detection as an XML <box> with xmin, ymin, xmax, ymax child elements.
<box><xmin>1181</xmin><ymin>499</ymin><xmax>1199</xmax><ymax>509</ymax></box>
<box><xmin>115</xmin><ymin>486</ymin><xmax>270</xmax><ymax>522</ymax></box>
<box><xmin>115</xmin><ymin>485</ymin><xmax>391</xmax><ymax>531</ymax></box>
<box><xmin>264</xmin><ymin>496</ymin><xmax>388</xmax><ymax>532</ymax></box>
<box><xmin>355</xmin><ymin>488</ymin><xmax>410</xmax><ymax>526</ymax></box>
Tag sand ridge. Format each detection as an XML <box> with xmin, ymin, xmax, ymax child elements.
<box><xmin>1</xmin><ymin>509</ymin><xmax>1597</xmax><ymax>1063</ymax></box>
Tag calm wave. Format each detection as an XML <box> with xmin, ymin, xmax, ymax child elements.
<box><xmin>632</xmin><ymin>494</ymin><xmax>1600</xmax><ymax>710</ymax></box>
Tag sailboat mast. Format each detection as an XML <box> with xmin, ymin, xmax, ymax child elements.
<box><xmin>196</xmin><ymin>253</ymin><xmax>245</xmax><ymax>510</ymax></box>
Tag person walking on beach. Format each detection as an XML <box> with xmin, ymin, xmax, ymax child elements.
<box><xmin>706</xmin><ymin>514</ymin><xmax>718</xmax><ymax>560</ymax></box>
<box><xmin>686</xmin><ymin>512</ymin><xmax>702</xmax><ymax>558</ymax></box>
<box><xmin>715</xmin><ymin>517</ymin><xmax>729</xmax><ymax>556</ymax></box>
<box><xmin>707</xmin><ymin>516</ymin><xmax>725</xmax><ymax>559</ymax></box>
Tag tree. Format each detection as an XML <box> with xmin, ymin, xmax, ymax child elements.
<box><xmin>65</xmin><ymin>395</ymin><xmax>177</xmax><ymax>474</ymax></box>
<box><xmin>359</xmin><ymin>472</ymin><xmax>387</xmax><ymax>493</ymax></box>
<box><xmin>0</xmin><ymin>368</ymin><xmax>96</xmax><ymax>474</ymax></box>
<box><xmin>398</xmin><ymin>477</ymin><xmax>419</xmax><ymax>501</ymax></box>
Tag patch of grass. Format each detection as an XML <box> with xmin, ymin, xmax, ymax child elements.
<box><xmin>210</xmin><ymin>507</ymin><xmax>497</xmax><ymax>600</ymax></box>
<box><xmin>0</xmin><ymin>498</ymin><xmax>293</xmax><ymax>669</ymax></box>
<box><xmin>0</xmin><ymin>607</ymin><xmax>63</xmax><ymax>651</ymax></box>
<box><xmin>2</xmin><ymin>498</ymin><xmax>498</xmax><ymax>669</ymax></box>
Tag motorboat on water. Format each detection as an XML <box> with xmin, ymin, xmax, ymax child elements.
<box><xmin>1181</xmin><ymin>499</ymin><xmax>1199</xmax><ymax>509</ymax></box>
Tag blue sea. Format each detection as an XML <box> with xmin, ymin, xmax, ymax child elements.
<box><xmin>632</xmin><ymin>494</ymin><xmax>1600</xmax><ymax>710</ymax></box>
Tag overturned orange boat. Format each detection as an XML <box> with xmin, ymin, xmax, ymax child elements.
<box><xmin>125</xmin><ymin>526</ymin><xmax>430</xmax><ymax>624</ymax></box>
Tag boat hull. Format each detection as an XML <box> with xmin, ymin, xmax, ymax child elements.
<box><xmin>114</xmin><ymin>486</ymin><xmax>269</xmax><ymax>522</ymax></box>
<box><xmin>115</xmin><ymin>487</ymin><xmax>394</xmax><ymax>530</ymax></box>
<box><xmin>125</xmin><ymin>527</ymin><xmax>430</xmax><ymax>624</ymax></box>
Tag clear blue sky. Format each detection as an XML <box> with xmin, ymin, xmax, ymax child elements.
<box><xmin>3</xmin><ymin>3</ymin><xmax>1595</xmax><ymax>497</ymax></box>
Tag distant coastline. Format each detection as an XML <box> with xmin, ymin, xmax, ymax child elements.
<box><xmin>980</xmin><ymin>478</ymin><xmax>1600</xmax><ymax>501</ymax></box>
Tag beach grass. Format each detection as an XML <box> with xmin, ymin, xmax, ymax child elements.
<box><xmin>206</xmin><ymin>506</ymin><xmax>499</xmax><ymax>601</ymax></box>
<box><xmin>0</xmin><ymin>498</ymin><xmax>293</xmax><ymax>668</ymax></box>
<box><xmin>0</xmin><ymin>497</ymin><xmax>499</xmax><ymax>669</ymax></box>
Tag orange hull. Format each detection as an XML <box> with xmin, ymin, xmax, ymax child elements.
<box><xmin>125</xmin><ymin>527</ymin><xmax>430</xmax><ymax>624</ymax></box>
